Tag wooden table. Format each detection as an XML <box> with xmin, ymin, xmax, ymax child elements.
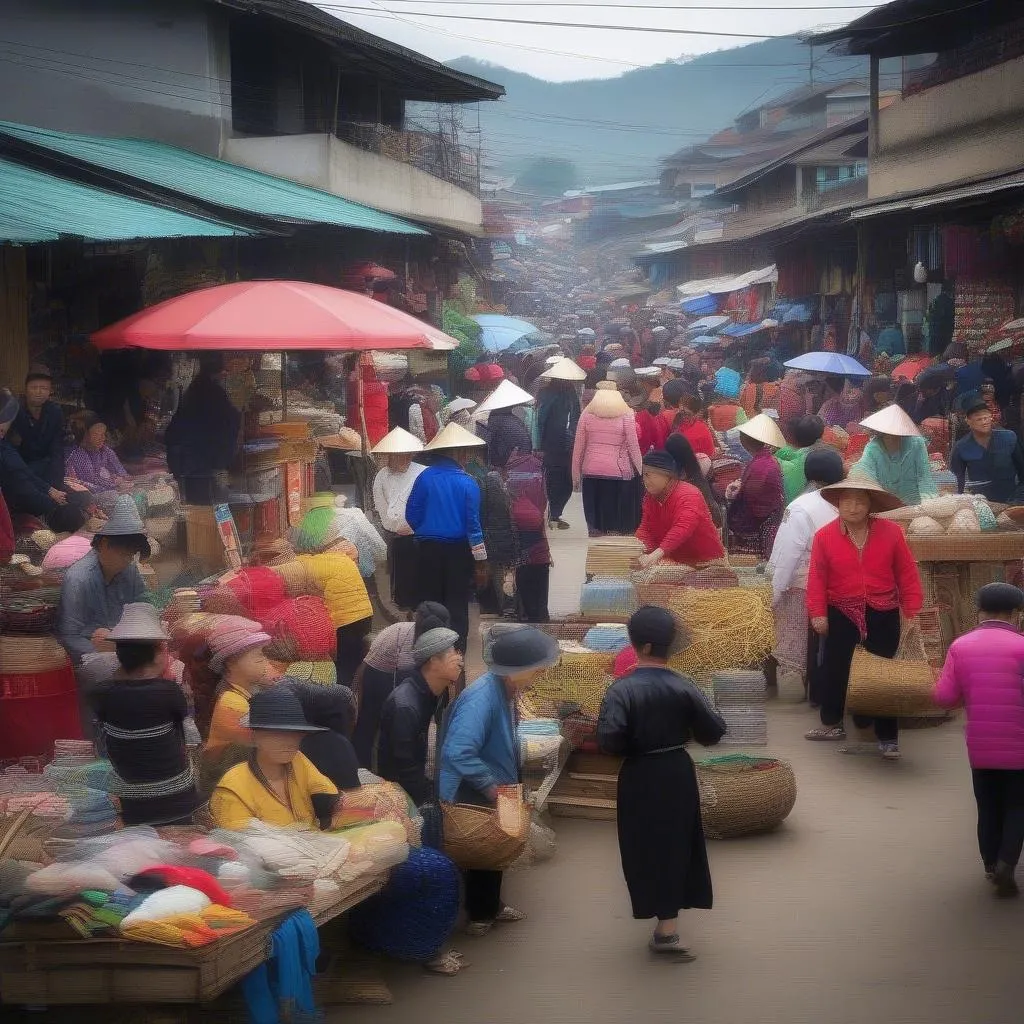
<box><xmin>0</xmin><ymin>874</ymin><xmax>385</xmax><ymax>1006</ymax></box>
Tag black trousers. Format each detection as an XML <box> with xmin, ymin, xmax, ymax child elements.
<box><xmin>972</xmin><ymin>768</ymin><xmax>1024</xmax><ymax>870</ymax></box>
<box><xmin>516</xmin><ymin>564</ymin><xmax>550</xmax><ymax>622</ymax></box>
<box><xmin>335</xmin><ymin>617</ymin><xmax>372</xmax><ymax>687</ymax></box>
<box><xmin>415</xmin><ymin>540</ymin><xmax>473</xmax><ymax>653</ymax></box>
<box><xmin>545</xmin><ymin>465</ymin><xmax>573</xmax><ymax>521</ymax></box>
<box><xmin>389</xmin><ymin>534</ymin><xmax>418</xmax><ymax>610</ymax></box>
<box><xmin>352</xmin><ymin>665</ymin><xmax>395</xmax><ymax>770</ymax></box>
<box><xmin>465</xmin><ymin>869</ymin><xmax>503</xmax><ymax>923</ymax></box>
<box><xmin>819</xmin><ymin>605</ymin><xmax>900</xmax><ymax>743</ymax></box>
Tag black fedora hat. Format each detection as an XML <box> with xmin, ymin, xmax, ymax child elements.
<box><xmin>484</xmin><ymin>625</ymin><xmax>560</xmax><ymax>676</ymax></box>
<box><xmin>241</xmin><ymin>687</ymin><xmax>327</xmax><ymax>732</ymax></box>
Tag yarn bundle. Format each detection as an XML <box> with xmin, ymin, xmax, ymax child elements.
<box><xmin>261</xmin><ymin>596</ymin><xmax>337</xmax><ymax>664</ymax></box>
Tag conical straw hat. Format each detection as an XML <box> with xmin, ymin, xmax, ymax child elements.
<box><xmin>540</xmin><ymin>357</ymin><xmax>587</xmax><ymax>382</ymax></box>
<box><xmin>737</xmin><ymin>412</ymin><xmax>787</xmax><ymax>449</ymax></box>
<box><xmin>859</xmin><ymin>403</ymin><xmax>921</xmax><ymax>438</ymax></box>
<box><xmin>371</xmin><ymin>426</ymin><xmax>425</xmax><ymax>455</ymax></box>
<box><xmin>425</xmin><ymin>421</ymin><xmax>486</xmax><ymax>450</ymax></box>
<box><xmin>475</xmin><ymin>379</ymin><xmax>535</xmax><ymax>415</ymax></box>
<box><xmin>586</xmin><ymin>386</ymin><xmax>629</xmax><ymax>417</ymax></box>
<box><xmin>446</xmin><ymin>396</ymin><xmax>477</xmax><ymax>414</ymax></box>
<box><xmin>820</xmin><ymin>472</ymin><xmax>903</xmax><ymax>514</ymax></box>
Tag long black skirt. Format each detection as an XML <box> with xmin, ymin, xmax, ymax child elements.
<box><xmin>581</xmin><ymin>475</ymin><xmax>642</xmax><ymax>535</ymax></box>
<box><xmin>389</xmin><ymin>534</ymin><xmax>418</xmax><ymax>610</ymax></box>
<box><xmin>616</xmin><ymin>748</ymin><xmax>713</xmax><ymax>919</ymax></box>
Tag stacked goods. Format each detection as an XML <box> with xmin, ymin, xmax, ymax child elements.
<box><xmin>695</xmin><ymin>755</ymin><xmax>797</xmax><ymax>839</ymax></box>
<box><xmin>585</xmin><ymin>538</ymin><xmax>643</xmax><ymax>579</ymax></box>
<box><xmin>953</xmin><ymin>279</ymin><xmax>1015</xmax><ymax>353</ymax></box>
<box><xmin>712</xmin><ymin>670</ymin><xmax>768</xmax><ymax>746</ymax></box>
<box><xmin>579</xmin><ymin>577</ymin><xmax>638</xmax><ymax>619</ymax></box>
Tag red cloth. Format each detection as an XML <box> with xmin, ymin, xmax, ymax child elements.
<box><xmin>636</xmin><ymin>481</ymin><xmax>725</xmax><ymax>564</ymax></box>
<box><xmin>134</xmin><ymin>866</ymin><xmax>234</xmax><ymax>907</ymax></box>
<box><xmin>0</xmin><ymin>663</ymin><xmax>82</xmax><ymax>759</ymax></box>
<box><xmin>346</xmin><ymin>366</ymin><xmax>389</xmax><ymax>446</ymax></box>
<box><xmin>708</xmin><ymin>403</ymin><xmax>743</xmax><ymax>433</ymax></box>
<box><xmin>635</xmin><ymin>409</ymin><xmax>661</xmax><ymax>455</ymax></box>
<box><xmin>806</xmin><ymin>517</ymin><xmax>923</xmax><ymax>621</ymax></box>
<box><xmin>614</xmin><ymin>645</ymin><xmax>638</xmax><ymax>677</ymax></box>
<box><xmin>659</xmin><ymin>410</ymin><xmax>715</xmax><ymax>459</ymax></box>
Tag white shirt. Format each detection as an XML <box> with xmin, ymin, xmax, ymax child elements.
<box><xmin>372</xmin><ymin>463</ymin><xmax>426</xmax><ymax>534</ymax></box>
<box><xmin>768</xmin><ymin>489</ymin><xmax>838</xmax><ymax>602</ymax></box>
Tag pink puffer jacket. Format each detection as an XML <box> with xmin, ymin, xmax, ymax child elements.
<box><xmin>933</xmin><ymin>621</ymin><xmax>1024</xmax><ymax>769</ymax></box>
<box><xmin>571</xmin><ymin>410</ymin><xmax>643</xmax><ymax>483</ymax></box>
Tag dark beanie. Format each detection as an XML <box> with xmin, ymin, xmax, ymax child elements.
<box><xmin>804</xmin><ymin>448</ymin><xmax>845</xmax><ymax>487</ymax></box>
<box><xmin>642</xmin><ymin>450</ymin><xmax>679</xmax><ymax>476</ymax></box>
<box><xmin>414</xmin><ymin>600</ymin><xmax>451</xmax><ymax>638</ymax></box>
<box><xmin>628</xmin><ymin>606</ymin><xmax>677</xmax><ymax>651</ymax></box>
<box><xmin>977</xmin><ymin>582</ymin><xmax>1024</xmax><ymax>614</ymax></box>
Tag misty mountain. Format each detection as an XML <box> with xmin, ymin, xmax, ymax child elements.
<box><xmin>446</xmin><ymin>38</ymin><xmax>866</xmax><ymax>187</ymax></box>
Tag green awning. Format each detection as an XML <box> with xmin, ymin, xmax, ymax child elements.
<box><xmin>0</xmin><ymin>121</ymin><xmax>427</xmax><ymax>236</ymax></box>
<box><xmin>0</xmin><ymin>157</ymin><xmax>248</xmax><ymax>244</ymax></box>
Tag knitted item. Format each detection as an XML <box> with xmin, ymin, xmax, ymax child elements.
<box><xmin>223</xmin><ymin>567</ymin><xmax>287</xmax><ymax>622</ymax></box>
<box><xmin>262</xmin><ymin>597</ymin><xmax>337</xmax><ymax>662</ymax></box>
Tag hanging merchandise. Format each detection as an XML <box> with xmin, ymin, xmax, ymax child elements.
<box><xmin>953</xmin><ymin>280</ymin><xmax>1016</xmax><ymax>354</ymax></box>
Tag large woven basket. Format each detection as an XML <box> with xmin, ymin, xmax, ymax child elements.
<box><xmin>0</xmin><ymin>635</ymin><xmax>70</xmax><ymax>674</ymax></box>
<box><xmin>696</xmin><ymin>755</ymin><xmax>797</xmax><ymax>839</ymax></box>
<box><xmin>846</xmin><ymin>625</ymin><xmax>937</xmax><ymax>718</ymax></box>
<box><xmin>441</xmin><ymin>786</ymin><xmax>530</xmax><ymax>870</ymax></box>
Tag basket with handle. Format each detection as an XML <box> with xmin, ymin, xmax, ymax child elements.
<box><xmin>441</xmin><ymin>784</ymin><xmax>531</xmax><ymax>871</ymax></box>
<box><xmin>846</xmin><ymin>622</ymin><xmax>938</xmax><ymax>718</ymax></box>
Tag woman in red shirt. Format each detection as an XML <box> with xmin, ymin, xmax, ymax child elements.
<box><xmin>635</xmin><ymin>449</ymin><xmax>725</xmax><ymax>573</ymax></box>
<box><xmin>659</xmin><ymin>380</ymin><xmax>716</xmax><ymax>459</ymax></box>
<box><xmin>805</xmin><ymin>476</ymin><xmax>922</xmax><ymax>760</ymax></box>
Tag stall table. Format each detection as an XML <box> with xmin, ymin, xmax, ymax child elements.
<box><xmin>0</xmin><ymin>873</ymin><xmax>385</xmax><ymax>1007</ymax></box>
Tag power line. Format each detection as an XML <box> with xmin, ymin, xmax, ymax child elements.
<box><xmin>344</xmin><ymin>1</ymin><xmax>880</xmax><ymax>7</ymax></box>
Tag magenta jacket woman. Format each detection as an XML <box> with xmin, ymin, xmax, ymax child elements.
<box><xmin>572</xmin><ymin>385</ymin><xmax>643</xmax><ymax>537</ymax></box>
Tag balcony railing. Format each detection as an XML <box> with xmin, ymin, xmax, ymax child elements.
<box><xmin>333</xmin><ymin>121</ymin><xmax>480</xmax><ymax>196</ymax></box>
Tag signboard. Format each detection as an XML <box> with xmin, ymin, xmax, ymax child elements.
<box><xmin>213</xmin><ymin>504</ymin><xmax>242</xmax><ymax>570</ymax></box>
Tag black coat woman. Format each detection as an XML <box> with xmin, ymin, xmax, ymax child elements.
<box><xmin>597</xmin><ymin>606</ymin><xmax>726</xmax><ymax>961</ymax></box>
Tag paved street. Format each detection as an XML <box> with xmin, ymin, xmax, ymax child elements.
<box><xmin>338</xmin><ymin>494</ymin><xmax>1024</xmax><ymax>1024</ymax></box>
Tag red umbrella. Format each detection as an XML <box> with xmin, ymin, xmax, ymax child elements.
<box><xmin>91</xmin><ymin>280</ymin><xmax>456</xmax><ymax>351</ymax></box>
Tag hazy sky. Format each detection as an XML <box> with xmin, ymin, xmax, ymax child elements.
<box><xmin>318</xmin><ymin>1</ymin><xmax>883</xmax><ymax>81</ymax></box>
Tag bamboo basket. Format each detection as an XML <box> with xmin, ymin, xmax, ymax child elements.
<box><xmin>846</xmin><ymin>625</ymin><xmax>938</xmax><ymax>718</ymax></box>
<box><xmin>696</xmin><ymin>755</ymin><xmax>797</xmax><ymax>839</ymax></box>
<box><xmin>441</xmin><ymin>785</ymin><xmax>530</xmax><ymax>871</ymax></box>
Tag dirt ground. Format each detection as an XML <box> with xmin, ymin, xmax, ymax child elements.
<box><xmin>335</xmin><ymin>494</ymin><xmax>1024</xmax><ymax>1024</ymax></box>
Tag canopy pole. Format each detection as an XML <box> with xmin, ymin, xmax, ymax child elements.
<box><xmin>281</xmin><ymin>351</ymin><xmax>288</xmax><ymax>421</ymax></box>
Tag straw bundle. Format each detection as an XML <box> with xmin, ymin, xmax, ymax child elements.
<box><xmin>696</xmin><ymin>755</ymin><xmax>796</xmax><ymax>839</ymax></box>
<box><xmin>631</xmin><ymin>561</ymin><xmax>738</xmax><ymax>589</ymax></box>
<box><xmin>664</xmin><ymin>588</ymin><xmax>774</xmax><ymax>685</ymax></box>
<box><xmin>585</xmin><ymin>538</ymin><xmax>644</xmax><ymax>578</ymax></box>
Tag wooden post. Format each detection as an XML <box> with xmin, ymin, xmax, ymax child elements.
<box><xmin>0</xmin><ymin>246</ymin><xmax>29</xmax><ymax>388</ymax></box>
<box><xmin>869</xmin><ymin>54</ymin><xmax>880</xmax><ymax>159</ymax></box>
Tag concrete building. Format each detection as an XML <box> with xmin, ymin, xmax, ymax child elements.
<box><xmin>0</xmin><ymin>0</ymin><xmax>504</xmax><ymax>234</ymax></box>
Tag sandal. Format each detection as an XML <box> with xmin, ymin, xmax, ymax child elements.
<box><xmin>805</xmin><ymin>726</ymin><xmax>846</xmax><ymax>741</ymax></box>
<box><xmin>464</xmin><ymin>921</ymin><xmax>493</xmax><ymax>937</ymax></box>
<box><xmin>648</xmin><ymin>934</ymin><xmax>697</xmax><ymax>962</ymax></box>
<box><xmin>425</xmin><ymin>950</ymin><xmax>467</xmax><ymax>975</ymax></box>
<box><xmin>495</xmin><ymin>905</ymin><xmax>527</xmax><ymax>923</ymax></box>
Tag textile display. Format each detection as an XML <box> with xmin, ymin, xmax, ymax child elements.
<box><xmin>952</xmin><ymin>279</ymin><xmax>1015</xmax><ymax>353</ymax></box>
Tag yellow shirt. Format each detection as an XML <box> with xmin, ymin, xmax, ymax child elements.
<box><xmin>209</xmin><ymin>753</ymin><xmax>338</xmax><ymax>831</ymax></box>
<box><xmin>297</xmin><ymin>552</ymin><xmax>372</xmax><ymax>628</ymax></box>
<box><xmin>205</xmin><ymin>685</ymin><xmax>253</xmax><ymax>754</ymax></box>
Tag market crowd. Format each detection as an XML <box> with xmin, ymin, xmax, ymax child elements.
<box><xmin>1</xmin><ymin>305</ymin><xmax>1023</xmax><ymax>992</ymax></box>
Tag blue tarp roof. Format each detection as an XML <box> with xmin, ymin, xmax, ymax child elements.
<box><xmin>721</xmin><ymin>322</ymin><xmax>768</xmax><ymax>338</ymax></box>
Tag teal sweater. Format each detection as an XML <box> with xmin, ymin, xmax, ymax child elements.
<box><xmin>852</xmin><ymin>435</ymin><xmax>937</xmax><ymax>506</ymax></box>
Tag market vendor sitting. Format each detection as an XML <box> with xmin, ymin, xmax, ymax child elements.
<box><xmin>56</xmin><ymin>495</ymin><xmax>149</xmax><ymax>665</ymax></box>
<box><xmin>65</xmin><ymin>412</ymin><xmax>132</xmax><ymax>509</ymax></box>
<box><xmin>852</xmin><ymin>404</ymin><xmax>938</xmax><ymax>506</ymax></box>
<box><xmin>0</xmin><ymin>387</ymin><xmax>87</xmax><ymax>534</ymax></box>
<box><xmin>90</xmin><ymin>602</ymin><xmax>200</xmax><ymax>827</ymax></box>
<box><xmin>725</xmin><ymin>414</ymin><xmax>787</xmax><ymax>558</ymax></box>
<box><xmin>202</xmin><ymin>615</ymin><xmax>276</xmax><ymax>779</ymax></box>
<box><xmin>950</xmin><ymin>396</ymin><xmax>1024</xmax><ymax>503</ymax></box>
<box><xmin>635</xmin><ymin>449</ymin><xmax>725</xmax><ymax>574</ymax></box>
<box><xmin>10</xmin><ymin>364</ymin><xmax>64</xmax><ymax>488</ymax></box>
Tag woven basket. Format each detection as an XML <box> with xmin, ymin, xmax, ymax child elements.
<box><xmin>0</xmin><ymin>635</ymin><xmax>70</xmax><ymax>674</ymax></box>
<box><xmin>527</xmin><ymin>649</ymin><xmax>614</xmax><ymax>720</ymax></box>
<box><xmin>696</xmin><ymin>755</ymin><xmax>797</xmax><ymax>839</ymax></box>
<box><xmin>0</xmin><ymin>597</ymin><xmax>58</xmax><ymax>635</ymax></box>
<box><xmin>441</xmin><ymin>786</ymin><xmax>530</xmax><ymax>870</ymax></box>
<box><xmin>846</xmin><ymin>625</ymin><xmax>938</xmax><ymax>717</ymax></box>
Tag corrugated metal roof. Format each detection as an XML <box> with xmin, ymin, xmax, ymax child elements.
<box><xmin>0</xmin><ymin>157</ymin><xmax>247</xmax><ymax>244</ymax></box>
<box><xmin>0</xmin><ymin>122</ymin><xmax>427</xmax><ymax>236</ymax></box>
<box><xmin>850</xmin><ymin>170</ymin><xmax>1024</xmax><ymax>219</ymax></box>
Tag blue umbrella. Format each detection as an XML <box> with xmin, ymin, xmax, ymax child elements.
<box><xmin>472</xmin><ymin>314</ymin><xmax>541</xmax><ymax>353</ymax></box>
<box><xmin>784</xmin><ymin>352</ymin><xmax>871</xmax><ymax>377</ymax></box>
<box><xmin>687</xmin><ymin>315</ymin><xmax>732</xmax><ymax>334</ymax></box>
